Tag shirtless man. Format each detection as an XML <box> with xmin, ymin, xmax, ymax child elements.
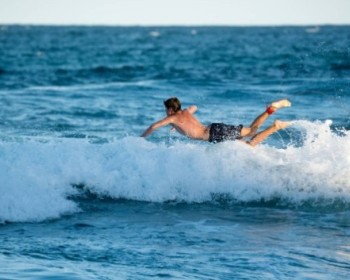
<box><xmin>141</xmin><ymin>97</ymin><xmax>291</xmax><ymax>147</ymax></box>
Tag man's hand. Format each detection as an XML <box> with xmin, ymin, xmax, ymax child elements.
<box><xmin>187</xmin><ymin>105</ymin><xmax>198</xmax><ymax>114</ymax></box>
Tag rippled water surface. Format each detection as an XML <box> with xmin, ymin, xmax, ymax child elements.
<box><xmin>0</xmin><ymin>25</ymin><xmax>350</xmax><ymax>279</ymax></box>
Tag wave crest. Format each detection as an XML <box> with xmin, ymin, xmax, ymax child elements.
<box><xmin>0</xmin><ymin>120</ymin><xmax>349</xmax><ymax>223</ymax></box>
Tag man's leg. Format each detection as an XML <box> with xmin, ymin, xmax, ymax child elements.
<box><xmin>240</xmin><ymin>99</ymin><xmax>291</xmax><ymax>137</ymax></box>
<box><xmin>246</xmin><ymin>120</ymin><xmax>290</xmax><ymax>147</ymax></box>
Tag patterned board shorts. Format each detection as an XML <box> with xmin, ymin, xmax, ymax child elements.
<box><xmin>208</xmin><ymin>123</ymin><xmax>243</xmax><ymax>143</ymax></box>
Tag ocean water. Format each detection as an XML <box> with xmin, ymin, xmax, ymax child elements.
<box><xmin>0</xmin><ymin>25</ymin><xmax>350</xmax><ymax>279</ymax></box>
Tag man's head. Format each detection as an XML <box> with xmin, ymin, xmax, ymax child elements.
<box><xmin>164</xmin><ymin>97</ymin><xmax>181</xmax><ymax>115</ymax></box>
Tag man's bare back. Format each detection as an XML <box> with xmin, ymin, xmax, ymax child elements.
<box><xmin>168</xmin><ymin>108</ymin><xmax>210</xmax><ymax>140</ymax></box>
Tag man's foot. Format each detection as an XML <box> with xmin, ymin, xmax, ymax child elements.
<box><xmin>271</xmin><ymin>99</ymin><xmax>291</xmax><ymax>110</ymax></box>
<box><xmin>274</xmin><ymin>120</ymin><xmax>291</xmax><ymax>130</ymax></box>
<box><xmin>266</xmin><ymin>99</ymin><xmax>291</xmax><ymax>114</ymax></box>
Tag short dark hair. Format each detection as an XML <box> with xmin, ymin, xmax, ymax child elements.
<box><xmin>164</xmin><ymin>97</ymin><xmax>181</xmax><ymax>112</ymax></box>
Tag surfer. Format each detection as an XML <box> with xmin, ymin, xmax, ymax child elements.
<box><xmin>141</xmin><ymin>97</ymin><xmax>291</xmax><ymax>146</ymax></box>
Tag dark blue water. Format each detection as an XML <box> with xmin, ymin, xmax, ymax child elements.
<box><xmin>0</xmin><ymin>25</ymin><xmax>350</xmax><ymax>279</ymax></box>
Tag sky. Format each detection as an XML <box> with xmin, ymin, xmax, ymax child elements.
<box><xmin>0</xmin><ymin>0</ymin><xmax>349</xmax><ymax>26</ymax></box>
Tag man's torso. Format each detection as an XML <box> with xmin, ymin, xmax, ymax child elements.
<box><xmin>171</xmin><ymin>110</ymin><xmax>210</xmax><ymax>140</ymax></box>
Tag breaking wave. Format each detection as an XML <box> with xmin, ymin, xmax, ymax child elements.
<box><xmin>1</xmin><ymin>120</ymin><xmax>349</xmax><ymax>223</ymax></box>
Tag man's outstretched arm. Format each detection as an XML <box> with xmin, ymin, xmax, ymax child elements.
<box><xmin>141</xmin><ymin>117</ymin><xmax>173</xmax><ymax>138</ymax></box>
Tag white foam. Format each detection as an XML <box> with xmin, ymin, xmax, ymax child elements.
<box><xmin>149</xmin><ymin>31</ymin><xmax>161</xmax><ymax>37</ymax></box>
<box><xmin>26</xmin><ymin>80</ymin><xmax>156</xmax><ymax>92</ymax></box>
<box><xmin>306</xmin><ymin>26</ymin><xmax>320</xmax><ymax>33</ymax></box>
<box><xmin>0</xmin><ymin>120</ymin><xmax>349</xmax><ymax>223</ymax></box>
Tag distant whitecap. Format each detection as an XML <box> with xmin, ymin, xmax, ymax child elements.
<box><xmin>149</xmin><ymin>31</ymin><xmax>160</xmax><ymax>37</ymax></box>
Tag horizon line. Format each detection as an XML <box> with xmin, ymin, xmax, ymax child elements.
<box><xmin>1</xmin><ymin>23</ymin><xmax>349</xmax><ymax>27</ymax></box>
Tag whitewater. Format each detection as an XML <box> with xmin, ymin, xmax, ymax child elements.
<box><xmin>1</xmin><ymin>120</ymin><xmax>349</xmax><ymax>223</ymax></box>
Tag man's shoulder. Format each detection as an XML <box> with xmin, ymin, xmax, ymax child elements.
<box><xmin>175</xmin><ymin>110</ymin><xmax>196</xmax><ymax>122</ymax></box>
